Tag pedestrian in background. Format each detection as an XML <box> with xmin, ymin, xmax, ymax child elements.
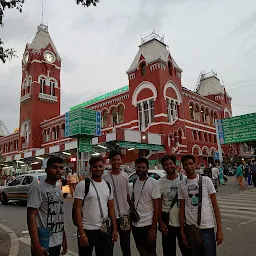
<box><xmin>67</xmin><ymin>169</ymin><xmax>79</xmax><ymax>198</ymax></box>
<box><xmin>27</xmin><ymin>156</ymin><xmax>67</xmax><ymax>256</ymax></box>
<box><xmin>103</xmin><ymin>150</ymin><xmax>131</xmax><ymax>256</ymax></box>
<box><xmin>131</xmin><ymin>157</ymin><xmax>160</xmax><ymax>256</ymax></box>
<box><xmin>236</xmin><ymin>164</ymin><xmax>244</xmax><ymax>190</ymax></box>
<box><xmin>250</xmin><ymin>161</ymin><xmax>256</xmax><ymax>187</ymax></box>
<box><xmin>158</xmin><ymin>155</ymin><xmax>188</xmax><ymax>256</ymax></box>
<box><xmin>73</xmin><ymin>155</ymin><xmax>118</xmax><ymax>256</ymax></box>
<box><xmin>211</xmin><ymin>164</ymin><xmax>219</xmax><ymax>192</ymax></box>
<box><xmin>178</xmin><ymin>154</ymin><xmax>223</xmax><ymax>256</ymax></box>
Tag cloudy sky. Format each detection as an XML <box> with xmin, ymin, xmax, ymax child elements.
<box><xmin>1</xmin><ymin>0</ymin><xmax>256</xmax><ymax>132</ymax></box>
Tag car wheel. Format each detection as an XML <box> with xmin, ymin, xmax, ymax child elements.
<box><xmin>63</xmin><ymin>193</ymin><xmax>68</xmax><ymax>199</ymax></box>
<box><xmin>1</xmin><ymin>193</ymin><xmax>8</xmax><ymax>205</ymax></box>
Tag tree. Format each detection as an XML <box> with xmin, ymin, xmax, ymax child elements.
<box><xmin>0</xmin><ymin>0</ymin><xmax>99</xmax><ymax>63</ymax></box>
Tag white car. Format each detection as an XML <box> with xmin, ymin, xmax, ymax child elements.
<box><xmin>128</xmin><ymin>169</ymin><xmax>166</xmax><ymax>196</ymax></box>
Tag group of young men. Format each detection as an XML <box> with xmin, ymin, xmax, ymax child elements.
<box><xmin>27</xmin><ymin>151</ymin><xmax>223</xmax><ymax>256</ymax></box>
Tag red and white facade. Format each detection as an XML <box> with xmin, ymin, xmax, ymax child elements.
<box><xmin>0</xmin><ymin>27</ymin><xmax>238</xmax><ymax>171</ymax></box>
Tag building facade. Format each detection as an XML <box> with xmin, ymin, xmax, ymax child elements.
<box><xmin>0</xmin><ymin>26</ymin><xmax>237</xmax><ymax>172</ymax></box>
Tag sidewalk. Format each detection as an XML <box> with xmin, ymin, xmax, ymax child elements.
<box><xmin>0</xmin><ymin>227</ymin><xmax>11</xmax><ymax>256</ymax></box>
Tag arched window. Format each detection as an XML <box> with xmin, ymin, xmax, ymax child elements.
<box><xmin>213</xmin><ymin>112</ymin><xmax>218</xmax><ymax>124</ymax></box>
<box><xmin>208</xmin><ymin>133</ymin><xmax>211</xmax><ymax>143</ymax></box>
<box><xmin>111</xmin><ymin>108</ymin><xmax>118</xmax><ymax>126</ymax></box>
<box><xmin>40</xmin><ymin>78</ymin><xmax>46</xmax><ymax>94</ymax></box>
<box><xmin>56</xmin><ymin>126</ymin><xmax>60</xmax><ymax>139</ymax></box>
<box><xmin>137</xmin><ymin>99</ymin><xmax>154</xmax><ymax>131</ymax></box>
<box><xmin>189</xmin><ymin>103</ymin><xmax>195</xmax><ymax>120</ymax></box>
<box><xmin>169</xmin><ymin>134</ymin><xmax>174</xmax><ymax>147</ymax></box>
<box><xmin>211</xmin><ymin>110</ymin><xmax>214</xmax><ymax>125</ymax></box>
<box><xmin>193</xmin><ymin>130</ymin><xmax>198</xmax><ymax>140</ymax></box>
<box><xmin>198</xmin><ymin>131</ymin><xmax>202</xmax><ymax>141</ymax></box>
<box><xmin>205</xmin><ymin>108</ymin><xmax>209</xmax><ymax>124</ymax></box>
<box><xmin>50</xmin><ymin>81</ymin><xmax>55</xmax><ymax>96</ymax></box>
<box><xmin>168</xmin><ymin>62</ymin><xmax>173</xmax><ymax>76</ymax></box>
<box><xmin>178</xmin><ymin>130</ymin><xmax>182</xmax><ymax>144</ymax></box>
<box><xmin>52</xmin><ymin>127</ymin><xmax>56</xmax><ymax>140</ymax></box>
<box><xmin>195</xmin><ymin>104</ymin><xmax>200</xmax><ymax>122</ymax></box>
<box><xmin>213</xmin><ymin>135</ymin><xmax>217</xmax><ymax>143</ymax></box>
<box><xmin>201</xmin><ymin>107</ymin><xmax>205</xmax><ymax>123</ymax></box>
<box><xmin>140</xmin><ymin>62</ymin><xmax>146</xmax><ymax>77</ymax></box>
<box><xmin>174</xmin><ymin>131</ymin><xmax>178</xmax><ymax>147</ymax></box>
<box><xmin>204</xmin><ymin>132</ymin><xmax>208</xmax><ymax>142</ymax></box>
<box><xmin>118</xmin><ymin>105</ymin><xmax>124</xmax><ymax>123</ymax></box>
<box><xmin>167</xmin><ymin>98</ymin><xmax>178</xmax><ymax>123</ymax></box>
<box><xmin>61</xmin><ymin>123</ymin><xmax>65</xmax><ymax>138</ymax></box>
<box><xmin>101</xmin><ymin>110</ymin><xmax>108</xmax><ymax>128</ymax></box>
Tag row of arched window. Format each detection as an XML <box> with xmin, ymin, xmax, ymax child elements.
<box><xmin>189</xmin><ymin>102</ymin><xmax>218</xmax><ymax>125</ymax></box>
<box><xmin>101</xmin><ymin>104</ymin><xmax>124</xmax><ymax>128</ymax></box>
<box><xmin>192</xmin><ymin>130</ymin><xmax>217</xmax><ymax>143</ymax></box>
<box><xmin>43</xmin><ymin>123</ymin><xmax>65</xmax><ymax>143</ymax></box>
<box><xmin>0</xmin><ymin>139</ymin><xmax>19</xmax><ymax>153</ymax></box>
<box><xmin>21</xmin><ymin>77</ymin><xmax>32</xmax><ymax>96</ymax></box>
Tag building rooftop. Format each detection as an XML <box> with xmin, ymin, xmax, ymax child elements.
<box><xmin>27</xmin><ymin>24</ymin><xmax>61</xmax><ymax>60</ymax></box>
<box><xmin>127</xmin><ymin>31</ymin><xmax>182</xmax><ymax>73</ymax></box>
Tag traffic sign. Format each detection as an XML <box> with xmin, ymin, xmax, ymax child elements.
<box><xmin>65</xmin><ymin>108</ymin><xmax>101</xmax><ymax>137</ymax></box>
<box><xmin>78</xmin><ymin>137</ymin><xmax>92</xmax><ymax>152</ymax></box>
<box><xmin>217</xmin><ymin>112</ymin><xmax>256</xmax><ymax>144</ymax></box>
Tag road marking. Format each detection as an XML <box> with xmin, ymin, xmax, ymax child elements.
<box><xmin>0</xmin><ymin>224</ymin><xmax>19</xmax><ymax>256</ymax></box>
<box><xmin>19</xmin><ymin>236</ymin><xmax>78</xmax><ymax>256</ymax></box>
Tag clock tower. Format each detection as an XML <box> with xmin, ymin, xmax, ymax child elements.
<box><xmin>19</xmin><ymin>24</ymin><xmax>61</xmax><ymax>150</ymax></box>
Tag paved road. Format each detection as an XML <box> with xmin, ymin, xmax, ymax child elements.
<box><xmin>1</xmin><ymin>176</ymin><xmax>256</xmax><ymax>256</ymax></box>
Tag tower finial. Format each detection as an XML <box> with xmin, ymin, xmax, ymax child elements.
<box><xmin>41</xmin><ymin>0</ymin><xmax>44</xmax><ymax>24</ymax></box>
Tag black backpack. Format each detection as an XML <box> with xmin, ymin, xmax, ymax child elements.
<box><xmin>72</xmin><ymin>178</ymin><xmax>111</xmax><ymax>226</ymax></box>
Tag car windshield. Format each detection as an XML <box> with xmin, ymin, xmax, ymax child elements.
<box><xmin>38</xmin><ymin>174</ymin><xmax>47</xmax><ymax>182</ymax></box>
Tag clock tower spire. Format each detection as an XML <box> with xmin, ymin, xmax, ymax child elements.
<box><xmin>19</xmin><ymin>24</ymin><xmax>61</xmax><ymax>150</ymax></box>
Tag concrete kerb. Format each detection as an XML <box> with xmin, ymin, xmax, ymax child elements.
<box><xmin>0</xmin><ymin>224</ymin><xmax>19</xmax><ymax>256</ymax></box>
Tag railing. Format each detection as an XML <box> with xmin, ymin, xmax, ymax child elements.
<box><xmin>38</xmin><ymin>93</ymin><xmax>58</xmax><ymax>102</ymax></box>
<box><xmin>20</xmin><ymin>93</ymin><xmax>31</xmax><ymax>103</ymax></box>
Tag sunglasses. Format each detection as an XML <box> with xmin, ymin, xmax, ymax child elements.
<box><xmin>189</xmin><ymin>193</ymin><xmax>199</xmax><ymax>198</ymax></box>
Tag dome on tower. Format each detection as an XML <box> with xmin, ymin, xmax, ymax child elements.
<box><xmin>196</xmin><ymin>71</ymin><xmax>225</xmax><ymax>96</ymax></box>
<box><xmin>127</xmin><ymin>31</ymin><xmax>182</xmax><ymax>73</ymax></box>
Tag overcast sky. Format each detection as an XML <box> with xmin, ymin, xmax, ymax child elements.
<box><xmin>1</xmin><ymin>0</ymin><xmax>256</xmax><ymax>132</ymax></box>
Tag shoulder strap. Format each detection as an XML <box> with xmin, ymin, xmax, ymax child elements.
<box><xmin>106</xmin><ymin>180</ymin><xmax>111</xmax><ymax>194</ymax></box>
<box><xmin>197</xmin><ymin>175</ymin><xmax>203</xmax><ymax>227</ymax></box>
<box><xmin>134</xmin><ymin>178</ymin><xmax>148</xmax><ymax>210</ymax></box>
<box><xmin>82</xmin><ymin>178</ymin><xmax>90</xmax><ymax>207</ymax></box>
<box><xmin>90</xmin><ymin>179</ymin><xmax>104</xmax><ymax>219</ymax></box>
<box><xmin>180</xmin><ymin>174</ymin><xmax>183</xmax><ymax>181</ymax></box>
<box><xmin>110</xmin><ymin>174</ymin><xmax>121</xmax><ymax>218</ymax></box>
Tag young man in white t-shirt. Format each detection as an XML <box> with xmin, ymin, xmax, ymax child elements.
<box><xmin>158</xmin><ymin>155</ymin><xmax>188</xmax><ymax>256</ymax></box>
<box><xmin>132</xmin><ymin>157</ymin><xmax>160</xmax><ymax>256</ymax></box>
<box><xmin>178</xmin><ymin>155</ymin><xmax>223</xmax><ymax>256</ymax></box>
<box><xmin>102</xmin><ymin>150</ymin><xmax>131</xmax><ymax>256</ymax></box>
<box><xmin>211</xmin><ymin>164</ymin><xmax>220</xmax><ymax>191</ymax></box>
<box><xmin>73</xmin><ymin>156</ymin><xmax>118</xmax><ymax>256</ymax></box>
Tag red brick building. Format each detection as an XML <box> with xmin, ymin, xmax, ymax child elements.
<box><xmin>0</xmin><ymin>25</ymin><xmax>236</xmax><ymax>172</ymax></box>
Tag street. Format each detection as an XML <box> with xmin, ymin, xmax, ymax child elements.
<box><xmin>0</xmin><ymin>177</ymin><xmax>255</xmax><ymax>256</ymax></box>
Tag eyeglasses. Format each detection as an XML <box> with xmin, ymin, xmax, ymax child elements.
<box><xmin>51</xmin><ymin>165</ymin><xmax>64</xmax><ymax>170</ymax></box>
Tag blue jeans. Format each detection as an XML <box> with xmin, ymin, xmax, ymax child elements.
<box><xmin>187</xmin><ymin>228</ymin><xmax>216</xmax><ymax>256</ymax></box>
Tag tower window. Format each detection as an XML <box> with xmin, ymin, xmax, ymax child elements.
<box><xmin>140</xmin><ymin>62</ymin><xmax>146</xmax><ymax>77</ymax></box>
<box><xmin>167</xmin><ymin>98</ymin><xmax>178</xmax><ymax>123</ymax></box>
<box><xmin>40</xmin><ymin>78</ymin><xmax>46</xmax><ymax>93</ymax></box>
<box><xmin>137</xmin><ymin>98</ymin><xmax>155</xmax><ymax>131</ymax></box>
<box><xmin>50</xmin><ymin>81</ymin><xmax>55</xmax><ymax>96</ymax></box>
<box><xmin>168</xmin><ymin>62</ymin><xmax>173</xmax><ymax>76</ymax></box>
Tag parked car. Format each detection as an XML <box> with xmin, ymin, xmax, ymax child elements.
<box><xmin>104</xmin><ymin>165</ymin><xmax>132</xmax><ymax>174</ymax></box>
<box><xmin>128</xmin><ymin>169</ymin><xmax>166</xmax><ymax>196</ymax></box>
<box><xmin>1</xmin><ymin>173</ymin><xmax>47</xmax><ymax>205</ymax></box>
<box><xmin>1</xmin><ymin>174</ymin><xmax>69</xmax><ymax>204</ymax></box>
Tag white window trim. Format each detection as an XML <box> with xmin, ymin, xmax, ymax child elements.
<box><xmin>137</xmin><ymin>98</ymin><xmax>155</xmax><ymax>131</ymax></box>
<box><xmin>166</xmin><ymin>96</ymin><xmax>178</xmax><ymax>124</ymax></box>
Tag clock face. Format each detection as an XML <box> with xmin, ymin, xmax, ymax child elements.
<box><xmin>23</xmin><ymin>52</ymin><xmax>29</xmax><ymax>64</ymax></box>
<box><xmin>44</xmin><ymin>52</ymin><xmax>55</xmax><ymax>63</ymax></box>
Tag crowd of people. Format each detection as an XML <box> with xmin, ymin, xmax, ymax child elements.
<box><xmin>26</xmin><ymin>151</ymin><xmax>224</xmax><ymax>256</ymax></box>
<box><xmin>0</xmin><ymin>172</ymin><xmax>17</xmax><ymax>186</ymax></box>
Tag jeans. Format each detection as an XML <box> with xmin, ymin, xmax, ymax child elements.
<box><xmin>187</xmin><ymin>228</ymin><xmax>216</xmax><ymax>256</ymax></box>
<box><xmin>162</xmin><ymin>225</ymin><xmax>190</xmax><ymax>256</ymax></box>
<box><xmin>78</xmin><ymin>229</ymin><xmax>113</xmax><ymax>256</ymax></box>
<box><xmin>31</xmin><ymin>244</ymin><xmax>61</xmax><ymax>256</ymax></box>
<box><xmin>116</xmin><ymin>218</ymin><xmax>131</xmax><ymax>256</ymax></box>
<box><xmin>132</xmin><ymin>225</ymin><xmax>156</xmax><ymax>256</ymax></box>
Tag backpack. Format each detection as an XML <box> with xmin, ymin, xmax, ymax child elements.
<box><xmin>72</xmin><ymin>178</ymin><xmax>111</xmax><ymax>226</ymax></box>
